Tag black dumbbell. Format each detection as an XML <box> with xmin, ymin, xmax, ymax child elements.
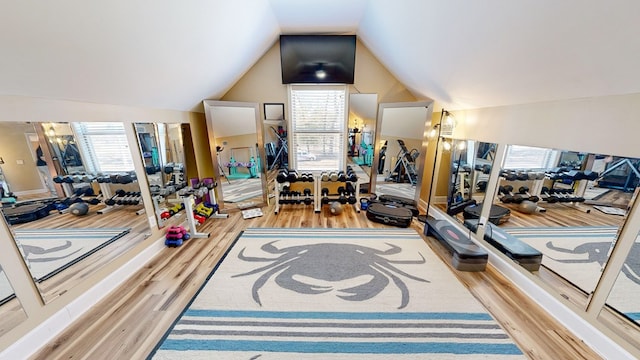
<box><xmin>321</xmin><ymin>187</ymin><xmax>330</xmax><ymax>204</ymax></box>
<box><xmin>518</xmin><ymin>186</ymin><xmax>540</xmax><ymax>202</ymax></box>
<box><xmin>276</xmin><ymin>169</ymin><xmax>288</xmax><ymax>183</ymax></box>
<box><xmin>303</xmin><ymin>188</ymin><xmax>312</xmax><ymax>205</ymax></box>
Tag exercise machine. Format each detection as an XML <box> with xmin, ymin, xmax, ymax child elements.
<box><xmin>385</xmin><ymin>139</ymin><xmax>419</xmax><ymax>185</ymax></box>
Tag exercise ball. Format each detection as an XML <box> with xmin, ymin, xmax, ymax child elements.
<box><xmin>69</xmin><ymin>202</ymin><xmax>89</xmax><ymax>216</ymax></box>
<box><xmin>330</xmin><ymin>201</ymin><xmax>343</xmax><ymax>215</ymax></box>
<box><xmin>519</xmin><ymin>200</ymin><xmax>537</xmax><ymax>214</ymax></box>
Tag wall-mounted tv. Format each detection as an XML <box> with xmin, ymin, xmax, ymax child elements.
<box><xmin>280</xmin><ymin>35</ymin><xmax>356</xmax><ymax>84</ymax></box>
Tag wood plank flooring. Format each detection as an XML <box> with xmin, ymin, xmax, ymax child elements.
<box><xmin>29</xmin><ymin>200</ymin><xmax>610</xmax><ymax>360</ymax></box>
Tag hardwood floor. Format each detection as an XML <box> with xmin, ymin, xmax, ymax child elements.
<box><xmin>29</xmin><ymin>200</ymin><xmax>610</xmax><ymax>360</ymax></box>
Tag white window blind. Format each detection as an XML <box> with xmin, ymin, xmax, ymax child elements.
<box><xmin>503</xmin><ymin>145</ymin><xmax>559</xmax><ymax>170</ymax></box>
<box><xmin>289</xmin><ymin>85</ymin><xmax>347</xmax><ymax>171</ymax></box>
<box><xmin>72</xmin><ymin>122</ymin><xmax>134</xmax><ymax>174</ymax></box>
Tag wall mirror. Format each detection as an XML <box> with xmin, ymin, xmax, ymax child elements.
<box><xmin>439</xmin><ymin>139</ymin><xmax>498</xmax><ymax>223</ymax></box>
<box><xmin>371</xmin><ymin>101</ymin><xmax>432</xmax><ymax>203</ymax></box>
<box><xmin>347</xmin><ymin>93</ymin><xmax>378</xmax><ymax>193</ymax></box>
<box><xmin>0</xmin><ymin>121</ymin><xmax>151</xmax><ymax>303</ymax></box>
<box><xmin>0</xmin><ymin>263</ymin><xmax>28</xmax><ymax>338</ymax></box>
<box><xmin>134</xmin><ymin>122</ymin><xmax>189</xmax><ymax>227</ymax></box>
<box><xmin>203</xmin><ymin>100</ymin><xmax>268</xmax><ymax>211</ymax></box>
<box><xmin>482</xmin><ymin>145</ymin><xmax>635</xmax><ymax>307</ymax></box>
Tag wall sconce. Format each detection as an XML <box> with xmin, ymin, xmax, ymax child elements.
<box><xmin>47</xmin><ymin>126</ymin><xmax>56</xmax><ymax>137</ymax></box>
<box><xmin>440</xmin><ymin>109</ymin><xmax>456</xmax><ymax>136</ymax></box>
<box><xmin>0</xmin><ymin>157</ymin><xmax>4</xmax><ymax>165</ymax></box>
<box><xmin>442</xmin><ymin>139</ymin><xmax>452</xmax><ymax>151</ymax></box>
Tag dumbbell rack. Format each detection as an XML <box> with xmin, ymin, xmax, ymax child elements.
<box><xmin>274</xmin><ymin>173</ymin><xmax>316</xmax><ymax>215</ymax></box>
<box><xmin>169</xmin><ymin>194</ymin><xmax>210</xmax><ymax>238</ymax></box>
<box><xmin>316</xmin><ymin>176</ymin><xmax>360</xmax><ymax>213</ymax></box>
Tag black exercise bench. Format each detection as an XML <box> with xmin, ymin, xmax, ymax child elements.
<box><xmin>463</xmin><ymin>219</ymin><xmax>542</xmax><ymax>272</ymax></box>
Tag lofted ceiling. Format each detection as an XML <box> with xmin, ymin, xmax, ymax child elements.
<box><xmin>1</xmin><ymin>0</ymin><xmax>639</xmax><ymax>113</ymax></box>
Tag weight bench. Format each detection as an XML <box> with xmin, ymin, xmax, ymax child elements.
<box><xmin>463</xmin><ymin>219</ymin><xmax>542</xmax><ymax>272</ymax></box>
<box><xmin>424</xmin><ymin>217</ymin><xmax>488</xmax><ymax>272</ymax></box>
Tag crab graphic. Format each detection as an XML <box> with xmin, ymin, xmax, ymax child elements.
<box><xmin>233</xmin><ymin>241</ymin><xmax>429</xmax><ymax>309</ymax></box>
<box><xmin>546</xmin><ymin>241</ymin><xmax>640</xmax><ymax>285</ymax></box>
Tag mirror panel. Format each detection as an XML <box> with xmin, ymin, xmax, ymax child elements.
<box><xmin>487</xmin><ymin>145</ymin><xmax>632</xmax><ymax>306</ymax></box>
<box><xmin>134</xmin><ymin>123</ymin><xmax>189</xmax><ymax>227</ymax></box>
<box><xmin>372</xmin><ymin>102</ymin><xmax>431</xmax><ymax>202</ymax></box>
<box><xmin>0</xmin><ymin>264</ymin><xmax>28</xmax><ymax>337</ymax></box>
<box><xmin>204</xmin><ymin>101</ymin><xmax>268</xmax><ymax>211</ymax></box>
<box><xmin>348</xmin><ymin>93</ymin><xmax>377</xmax><ymax>194</ymax></box>
<box><xmin>1</xmin><ymin>121</ymin><xmax>151</xmax><ymax>303</ymax></box>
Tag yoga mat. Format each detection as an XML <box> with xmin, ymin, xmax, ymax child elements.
<box><xmin>151</xmin><ymin>228</ymin><xmax>523</xmax><ymax>359</ymax></box>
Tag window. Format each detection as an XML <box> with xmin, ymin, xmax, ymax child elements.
<box><xmin>288</xmin><ymin>85</ymin><xmax>347</xmax><ymax>171</ymax></box>
<box><xmin>502</xmin><ymin>145</ymin><xmax>560</xmax><ymax>170</ymax></box>
<box><xmin>72</xmin><ymin>122</ymin><xmax>134</xmax><ymax>174</ymax></box>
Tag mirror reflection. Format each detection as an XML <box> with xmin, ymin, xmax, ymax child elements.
<box><xmin>1</xmin><ymin>121</ymin><xmax>151</xmax><ymax>303</ymax></box>
<box><xmin>0</xmin><ymin>264</ymin><xmax>28</xmax><ymax>337</ymax></box>
<box><xmin>134</xmin><ymin>123</ymin><xmax>189</xmax><ymax>227</ymax></box>
<box><xmin>204</xmin><ymin>101</ymin><xmax>268</xmax><ymax>211</ymax></box>
<box><xmin>484</xmin><ymin>145</ymin><xmax>632</xmax><ymax>304</ymax></box>
<box><xmin>347</xmin><ymin>94</ymin><xmax>377</xmax><ymax>194</ymax></box>
<box><xmin>372</xmin><ymin>102</ymin><xmax>430</xmax><ymax>202</ymax></box>
<box><xmin>603</xmin><ymin>226</ymin><xmax>640</xmax><ymax>327</ymax></box>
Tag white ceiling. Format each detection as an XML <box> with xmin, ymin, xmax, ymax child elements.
<box><xmin>1</xmin><ymin>0</ymin><xmax>639</xmax><ymax>113</ymax></box>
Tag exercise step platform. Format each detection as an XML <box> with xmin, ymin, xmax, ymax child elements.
<box><xmin>424</xmin><ymin>217</ymin><xmax>488</xmax><ymax>272</ymax></box>
<box><xmin>463</xmin><ymin>219</ymin><xmax>542</xmax><ymax>272</ymax></box>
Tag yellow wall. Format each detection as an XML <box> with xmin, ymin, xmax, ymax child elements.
<box><xmin>0</xmin><ymin>122</ymin><xmax>43</xmax><ymax>193</ymax></box>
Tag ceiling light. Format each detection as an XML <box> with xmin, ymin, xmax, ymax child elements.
<box><xmin>315</xmin><ymin>69</ymin><xmax>327</xmax><ymax>79</ymax></box>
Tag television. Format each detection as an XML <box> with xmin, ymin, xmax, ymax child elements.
<box><xmin>280</xmin><ymin>35</ymin><xmax>356</xmax><ymax>84</ymax></box>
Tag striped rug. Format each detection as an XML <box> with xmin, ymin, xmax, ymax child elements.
<box><xmin>502</xmin><ymin>226</ymin><xmax>640</xmax><ymax>324</ymax></box>
<box><xmin>12</xmin><ymin>227</ymin><xmax>131</xmax><ymax>282</ymax></box>
<box><xmin>151</xmin><ymin>228</ymin><xmax>524</xmax><ymax>359</ymax></box>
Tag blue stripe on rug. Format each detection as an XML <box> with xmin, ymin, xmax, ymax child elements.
<box><xmin>184</xmin><ymin>309</ymin><xmax>494</xmax><ymax>321</ymax></box>
<box><xmin>159</xmin><ymin>339</ymin><xmax>522</xmax><ymax>355</ymax></box>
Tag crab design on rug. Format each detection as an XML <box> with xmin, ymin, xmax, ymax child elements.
<box><xmin>233</xmin><ymin>242</ymin><xmax>429</xmax><ymax>309</ymax></box>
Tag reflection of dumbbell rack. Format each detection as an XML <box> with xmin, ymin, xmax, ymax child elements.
<box><xmin>317</xmin><ymin>168</ymin><xmax>360</xmax><ymax>213</ymax></box>
<box><xmin>97</xmin><ymin>189</ymin><xmax>144</xmax><ymax>215</ymax></box>
<box><xmin>542</xmin><ymin>168</ymin><xmax>597</xmax><ymax>213</ymax></box>
<box><xmin>274</xmin><ymin>169</ymin><xmax>315</xmax><ymax>214</ymax></box>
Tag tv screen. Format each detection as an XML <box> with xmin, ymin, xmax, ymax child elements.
<box><xmin>280</xmin><ymin>35</ymin><xmax>356</xmax><ymax>84</ymax></box>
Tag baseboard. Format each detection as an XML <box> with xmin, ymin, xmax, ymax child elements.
<box><xmin>0</xmin><ymin>236</ymin><xmax>166</xmax><ymax>360</ymax></box>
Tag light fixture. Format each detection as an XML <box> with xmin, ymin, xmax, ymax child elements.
<box><xmin>315</xmin><ymin>64</ymin><xmax>327</xmax><ymax>79</ymax></box>
<box><xmin>47</xmin><ymin>126</ymin><xmax>56</xmax><ymax>137</ymax></box>
<box><xmin>456</xmin><ymin>140</ymin><xmax>466</xmax><ymax>151</ymax></box>
<box><xmin>426</xmin><ymin>125</ymin><xmax>439</xmax><ymax>140</ymax></box>
<box><xmin>0</xmin><ymin>157</ymin><xmax>4</xmax><ymax>165</ymax></box>
<box><xmin>442</xmin><ymin>139</ymin><xmax>452</xmax><ymax>151</ymax></box>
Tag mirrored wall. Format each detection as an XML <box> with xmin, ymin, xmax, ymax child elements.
<box><xmin>0</xmin><ymin>121</ymin><xmax>151</xmax><ymax>303</ymax></box>
<box><xmin>371</xmin><ymin>101</ymin><xmax>432</xmax><ymax>203</ymax></box>
<box><xmin>0</xmin><ymin>263</ymin><xmax>27</xmax><ymax>337</ymax></box>
<box><xmin>347</xmin><ymin>93</ymin><xmax>378</xmax><ymax>193</ymax></box>
<box><xmin>203</xmin><ymin>100</ymin><xmax>268</xmax><ymax>211</ymax></box>
<box><xmin>134</xmin><ymin>123</ymin><xmax>190</xmax><ymax>227</ymax></box>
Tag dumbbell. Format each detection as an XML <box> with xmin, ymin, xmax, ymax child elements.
<box><xmin>303</xmin><ymin>188</ymin><xmax>312</xmax><ymax>205</ymax></box>
<box><xmin>498</xmin><ymin>185</ymin><xmax>525</xmax><ymax>204</ymax></box>
<box><xmin>329</xmin><ymin>172</ymin><xmax>338</xmax><ymax>182</ymax></box>
<box><xmin>345</xmin><ymin>182</ymin><xmax>357</xmax><ymax>204</ymax></box>
<box><xmin>518</xmin><ymin>186</ymin><xmax>540</xmax><ymax>203</ymax></box>
<box><xmin>337</xmin><ymin>171</ymin><xmax>346</xmax><ymax>182</ymax></box>
<box><xmin>105</xmin><ymin>189</ymin><xmax>126</xmax><ymax>206</ymax></box>
<box><xmin>539</xmin><ymin>187</ymin><xmax>559</xmax><ymax>203</ymax></box>
<box><xmin>337</xmin><ymin>186</ymin><xmax>347</xmax><ymax>204</ymax></box>
<box><xmin>321</xmin><ymin>187</ymin><xmax>330</xmax><ymax>204</ymax></box>
<box><xmin>286</xmin><ymin>169</ymin><xmax>300</xmax><ymax>182</ymax></box>
<box><xmin>321</xmin><ymin>172</ymin><xmax>329</xmax><ymax>182</ymax></box>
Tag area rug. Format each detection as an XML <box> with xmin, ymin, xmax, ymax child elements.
<box><xmin>12</xmin><ymin>227</ymin><xmax>131</xmax><ymax>282</ymax></box>
<box><xmin>150</xmin><ymin>228</ymin><xmax>524</xmax><ymax>359</ymax></box>
<box><xmin>502</xmin><ymin>226</ymin><xmax>640</xmax><ymax>323</ymax></box>
<box><xmin>221</xmin><ymin>177</ymin><xmax>263</xmax><ymax>203</ymax></box>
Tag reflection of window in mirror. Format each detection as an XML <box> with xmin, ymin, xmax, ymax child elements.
<box><xmin>72</xmin><ymin>122</ymin><xmax>134</xmax><ymax>173</ymax></box>
<box><xmin>264</xmin><ymin>103</ymin><xmax>285</xmax><ymax>121</ymax></box>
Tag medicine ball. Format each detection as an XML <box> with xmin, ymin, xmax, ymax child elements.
<box><xmin>519</xmin><ymin>200</ymin><xmax>537</xmax><ymax>214</ymax></box>
<box><xmin>69</xmin><ymin>202</ymin><xmax>89</xmax><ymax>216</ymax></box>
<box><xmin>330</xmin><ymin>201</ymin><xmax>343</xmax><ymax>215</ymax></box>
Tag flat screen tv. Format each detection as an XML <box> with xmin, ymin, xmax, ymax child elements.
<box><xmin>280</xmin><ymin>35</ymin><xmax>356</xmax><ymax>84</ymax></box>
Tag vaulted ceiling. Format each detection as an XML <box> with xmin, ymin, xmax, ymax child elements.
<box><xmin>1</xmin><ymin>0</ymin><xmax>639</xmax><ymax>113</ymax></box>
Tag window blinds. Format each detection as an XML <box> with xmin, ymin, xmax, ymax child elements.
<box><xmin>72</xmin><ymin>122</ymin><xmax>134</xmax><ymax>174</ymax></box>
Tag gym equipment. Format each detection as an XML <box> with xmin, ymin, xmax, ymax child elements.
<box><xmin>498</xmin><ymin>185</ymin><xmax>526</xmax><ymax>204</ymax></box>
<box><xmin>377</xmin><ymin>194</ymin><xmax>419</xmax><ymax>216</ymax></box>
<box><xmin>462</xmin><ymin>202</ymin><xmax>511</xmax><ymax>225</ymax></box>
<box><xmin>464</xmin><ymin>219</ymin><xmax>542</xmax><ymax>271</ymax></box>
<box><xmin>69</xmin><ymin>202</ymin><xmax>89</xmax><ymax>216</ymax></box>
<box><xmin>165</xmin><ymin>225</ymin><xmax>190</xmax><ymax>247</ymax></box>
<box><xmin>518</xmin><ymin>200</ymin><xmax>538</xmax><ymax>214</ymax></box>
<box><xmin>268</xmin><ymin>126</ymin><xmax>288</xmax><ymax>170</ymax></box>
<box><xmin>517</xmin><ymin>186</ymin><xmax>540</xmax><ymax>203</ymax></box>
<box><xmin>377</xmin><ymin>140</ymin><xmax>387</xmax><ymax>174</ymax></box>
<box><xmin>424</xmin><ymin>217</ymin><xmax>488</xmax><ymax>271</ymax></box>
<box><xmin>329</xmin><ymin>201</ymin><xmax>343</xmax><ymax>215</ymax></box>
<box><xmin>2</xmin><ymin>203</ymin><xmax>54</xmax><ymax>225</ymax></box>
<box><xmin>385</xmin><ymin>139</ymin><xmax>419</xmax><ymax>185</ymax></box>
<box><xmin>366</xmin><ymin>202</ymin><xmax>413</xmax><ymax>228</ymax></box>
